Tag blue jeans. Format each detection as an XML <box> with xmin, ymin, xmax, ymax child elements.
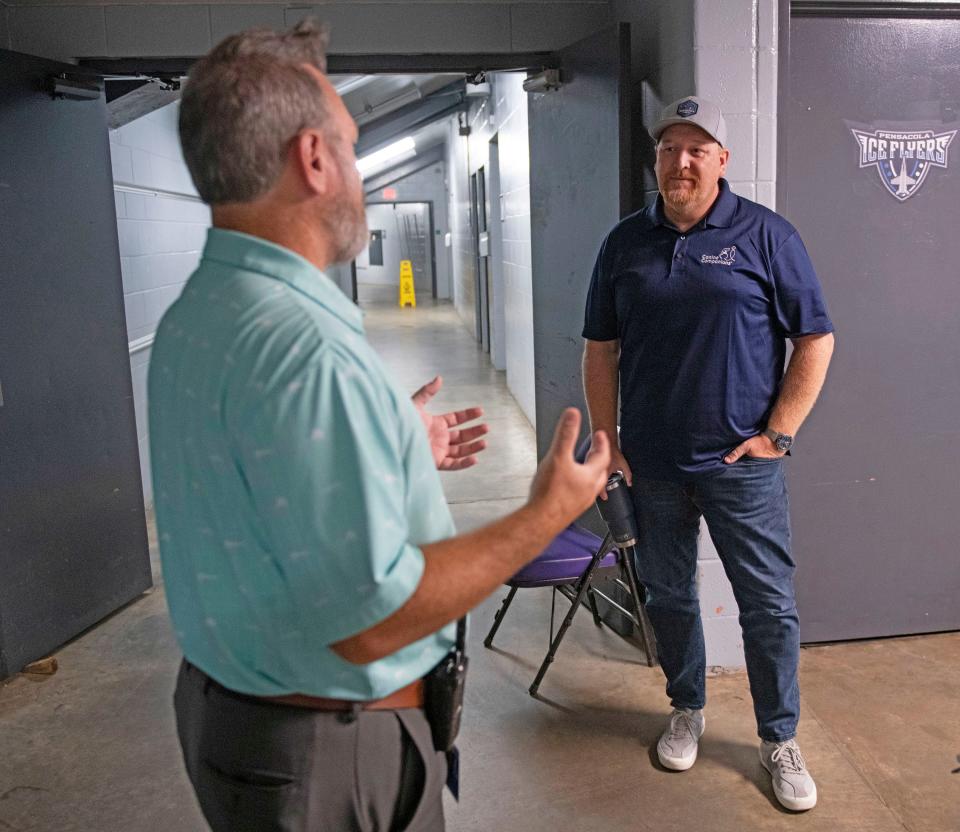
<box><xmin>629</xmin><ymin>458</ymin><xmax>799</xmax><ymax>742</ymax></box>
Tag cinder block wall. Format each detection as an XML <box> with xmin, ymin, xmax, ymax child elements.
<box><xmin>693</xmin><ymin>0</ymin><xmax>779</xmax><ymax>210</ymax></box>
<box><xmin>110</xmin><ymin>101</ymin><xmax>210</xmax><ymax>504</ymax></box>
<box><xmin>446</xmin><ymin>73</ymin><xmax>537</xmax><ymax>428</ymax></box>
<box><xmin>688</xmin><ymin>0</ymin><xmax>780</xmax><ymax>667</ymax></box>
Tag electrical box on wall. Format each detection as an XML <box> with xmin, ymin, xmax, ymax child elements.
<box><xmin>466</xmin><ymin>81</ymin><xmax>491</xmax><ymax>98</ymax></box>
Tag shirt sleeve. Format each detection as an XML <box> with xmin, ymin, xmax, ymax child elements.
<box><xmin>769</xmin><ymin>232</ymin><xmax>835</xmax><ymax>338</ymax></box>
<box><xmin>231</xmin><ymin>346</ymin><xmax>426</xmax><ymax>647</ymax></box>
<box><xmin>582</xmin><ymin>234</ymin><xmax>619</xmax><ymax>341</ymax></box>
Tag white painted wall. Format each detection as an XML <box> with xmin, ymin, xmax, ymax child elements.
<box><xmin>110</xmin><ymin>100</ymin><xmax>210</xmax><ymax>503</ymax></box>
<box><xmin>446</xmin><ymin>73</ymin><xmax>536</xmax><ymax>427</ymax></box>
<box><xmin>493</xmin><ymin>74</ymin><xmax>536</xmax><ymax>428</ymax></box>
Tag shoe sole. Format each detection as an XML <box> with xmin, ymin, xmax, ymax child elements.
<box><xmin>657</xmin><ymin>745</ymin><xmax>698</xmax><ymax>771</ymax></box>
<box><xmin>657</xmin><ymin>712</ymin><xmax>705</xmax><ymax>772</ymax></box>
<box><xmin>760</xmin><ymin>756</ymin><xmax>818</xmax><ymax>811</ymax></box>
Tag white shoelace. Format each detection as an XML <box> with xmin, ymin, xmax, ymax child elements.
<box><xmin>771</xmin><ymin>740</ymin><xmax>808</xmax><ymax>774</ymax></box>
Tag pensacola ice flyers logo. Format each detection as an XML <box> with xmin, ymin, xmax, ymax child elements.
<box><xmin>850</xmin><ymin>126</ymin><xmax>956</xmax><ymax>202</ymax></box>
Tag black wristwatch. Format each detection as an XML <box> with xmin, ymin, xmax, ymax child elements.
<box><xmin>763</xmin><ymin>427</ymin><xmax>793</xmax><ymax>453</ymax></box>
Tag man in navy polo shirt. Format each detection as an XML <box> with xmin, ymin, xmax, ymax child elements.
<box><xmin>582</xmin><ymin>95</ymin><xmax>834</xmax><ymax>812</ymax></box>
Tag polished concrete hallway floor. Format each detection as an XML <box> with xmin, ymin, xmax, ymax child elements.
<box><xmin>1</xmin><ymin>301</ymin><xmax>958</xmax><ymax>832</ymax></box>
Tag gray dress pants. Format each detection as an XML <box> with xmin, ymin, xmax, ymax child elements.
<box><xmin>174</xmin><ymin>660</ymin><xmax>446</xmax><ymax>832</ymax></box>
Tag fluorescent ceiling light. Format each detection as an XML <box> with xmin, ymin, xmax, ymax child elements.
<box><xmin>356</xmin><ymin>137</ymin><xmax>416</xmax><ymax>177</ymax></box>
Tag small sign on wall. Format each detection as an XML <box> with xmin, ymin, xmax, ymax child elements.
<box><xmin>382</xmin><ymin>187</ymin><xmax>398</xmax><ymax>200</ymax></box>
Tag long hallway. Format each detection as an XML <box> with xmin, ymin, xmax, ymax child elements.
<box><xmin>0</xmin><ymin>301</ymin><xmax>957</xmax><ymax>832</ymax></box>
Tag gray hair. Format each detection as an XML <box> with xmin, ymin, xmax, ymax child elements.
<box><xmin>179</xmin><ymin>19</ymin><xmax>332</xmax><ymax>205</ymax></box>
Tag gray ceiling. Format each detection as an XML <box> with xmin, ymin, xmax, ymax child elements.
<box><xmin>108</xmin><ymin>70</ymin><xmax>471</xmax><ymax>177</ymax></box>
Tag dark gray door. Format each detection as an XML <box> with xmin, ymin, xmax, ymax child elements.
<box><xmin>781</xmin><ymin>12</ymin><xmax>960</xmax><ymax>642</ymax></box>
<box><xmin>0</xmin><ymin>50</ymin><xmax>151</xmax><ymax>678</ymax></box>
<box><xmin>529</xmin><ymin>23</ymin><xmax>634</xmax><ymax>454</ymax></box>
<box><xmin>472</xmin><ymin>168</ymin><xmax>491</xmax><ymax>353</ymax></box>
<box><xmin>368</xmin><ymin>230</ymin><xmax>385</xmax><ymax>266</ymax></box>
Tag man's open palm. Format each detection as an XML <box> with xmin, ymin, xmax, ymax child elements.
<box><xmin>412</xmin><ymin>376</ymin><xmax>489</xmax><ymax>471</ymax></box>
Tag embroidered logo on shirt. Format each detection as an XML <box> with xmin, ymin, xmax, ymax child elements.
<box><xmin>700</xmin><ymin>246</ymin><xmax>737</xmax><ymax>265</ymax></box>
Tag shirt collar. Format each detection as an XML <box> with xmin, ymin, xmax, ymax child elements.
<box><xmin>201</xmin><ymin>228</ymin><xmax>365</xmax><ymax>334</ymax></box>
<box><xmin>652</xmin><ymin>178</ymin><xmax>738</xmax><ymax>231</ymax></box>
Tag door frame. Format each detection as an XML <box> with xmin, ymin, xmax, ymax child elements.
<box><xmin>364</xmin><ymin>199</ymin><xmax>437</xmax><ymax>299</ymax></box>
<box><xmin>487</xmin><ymin>134</ymin><xmax>507</xmax><ymax>371</ymax></box>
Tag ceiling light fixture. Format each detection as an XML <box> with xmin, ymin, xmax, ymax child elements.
<box><xmin>49</xmin><ymin>74</ymin><xmax>102</xmax><ymax>101</ymax></box>
<box><xmin>356</xmin><ymin>136</ymin><xmax>416</xmax><ymax>177</ymax></box>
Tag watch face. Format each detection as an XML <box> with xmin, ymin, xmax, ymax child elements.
<box><xmin>776</xmin><ymin>435</ymin><xmax>793</xmax><ymax>452</ymax></box>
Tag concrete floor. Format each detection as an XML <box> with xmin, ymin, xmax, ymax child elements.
<box><xmin>1</xmin><ymin>300</ymin><xmax>958</xmax><ymax>832</ymax></box>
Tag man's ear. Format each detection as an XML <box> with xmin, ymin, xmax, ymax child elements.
<box><xmin>291</xmin><ymin>129</ymin><xmax>331</xmax><ymax>196</ymax></box>
<box><xmin>718</xmin><ymin>146</ymin><xmax>730</xmax><ymax>175</ymax></box>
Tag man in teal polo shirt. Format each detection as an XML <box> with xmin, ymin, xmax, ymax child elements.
<box><xmin>150</xmin><ymin>20</ymin><xmax>612</xmax><ymax>831</ymax></box>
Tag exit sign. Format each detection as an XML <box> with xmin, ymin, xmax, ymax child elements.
<box><xmin>382</xmin><ymin>187</ymin><xmax>398</xmax><ymax>200</ymax></box>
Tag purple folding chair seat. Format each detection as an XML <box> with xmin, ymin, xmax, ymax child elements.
<box><xmin>483</xmin><ymin>521</ymin><xmax>640</xmax><ymax>695</ymax></box>
<box><xmin>507</xmin><ymin>525</ymin><xmax>618</xmax><ymax>587</ymax></box>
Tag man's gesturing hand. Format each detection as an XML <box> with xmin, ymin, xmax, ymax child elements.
<box><xmin>412</xmin><ymin>375</ymin><xmax>489</xmax><ymax>471</ymax></box>
<box><xmin>529</xmin><ymin>408</ymin><xmax>611</xmax><ymax>525</ymax></box>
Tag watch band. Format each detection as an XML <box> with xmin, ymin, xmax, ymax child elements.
<box><xmin>763</xmin><ymin>427</ymin><xmax>793</xmax><ymax>451</ymax></box>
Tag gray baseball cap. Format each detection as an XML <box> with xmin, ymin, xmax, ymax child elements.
<box><xmin>650</xmin><ymin>96</ymin><xmax>727</xmax><ymax>146</ymax></box>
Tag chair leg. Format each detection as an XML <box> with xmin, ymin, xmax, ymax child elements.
<box><xmin>621</xmin><ymin>546</ymin><xmax>658</xmax><ymax>667</ymax></box>
<box><xmin>484</xmin><ymin>586</ymin><xmax>518</xmax><ymax>648</ymax></box>
<box><xmin>587</xmin><ymin>587</ymin><xmax>603</xmax><ymax>627</ymax></box>
<box><xmin>548</xmin><ymin>587</ymin><xmax>557</xmax><ymax>643</ymax></box>
<box><xmin>529</xmin><ymin>532</ymin><xmax>614</xmax><ymax>696</ymax></box>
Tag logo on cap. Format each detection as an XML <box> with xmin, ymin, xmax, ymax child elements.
<box><xmin>676</xmin><ymin>99</ymin><xmax>699</xmax><ymax>118</ymax></box>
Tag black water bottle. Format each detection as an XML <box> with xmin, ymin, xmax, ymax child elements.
<box><xmin>596</xmin><ymin>471</ymin><xmax>638</xmax><ymax>548</ymax></box>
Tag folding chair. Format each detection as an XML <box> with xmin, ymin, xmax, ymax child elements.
<box><xmin>483</xmin><ymin>520</ymin><xmax>658</xmax><ymax>697</ymax></box>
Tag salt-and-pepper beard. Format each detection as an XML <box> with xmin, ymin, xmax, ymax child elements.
<box><xmin>325</xmin><ymin>140</ymin><xmax>369</xmax><ymax>265</ymax></box>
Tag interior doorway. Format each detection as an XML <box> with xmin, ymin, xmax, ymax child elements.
<box><xmin>355</xmin><ymin>200</ymin><xmax>436</xmax><ymax>305</ymax></box>
<box><xmin>471</xmin><ymin>167</ymin><xmax>492</xmax><ymax>352</ymax></box>
<box><xmin>487</xmin><ymin>136</ymin><xmax>506</xmax><ymax>371</ymax></box>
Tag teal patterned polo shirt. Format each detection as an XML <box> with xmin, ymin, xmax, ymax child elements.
<box><xmin>149</xmin><ymin>229</ymin><xmax>455</xmax><ymax>699</ymax></box>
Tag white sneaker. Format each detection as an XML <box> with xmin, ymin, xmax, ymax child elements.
<box><xmin>656</xmin><ymin>708</ymin><xmax>705</xmax><ymax>771</ymax></box>
<box><xmin>760</xmin><ymin>739</ymin><xmax>818</xmax><ymax>811</ymax></box>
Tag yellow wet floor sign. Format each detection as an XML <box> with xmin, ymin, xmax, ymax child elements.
<box><xmin>399</xmin><ymin>260</ymin><xmax>416</xmax><ymax>308</ymax></box>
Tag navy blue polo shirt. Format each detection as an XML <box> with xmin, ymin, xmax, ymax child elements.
<box><xmin>582</xmin><ymin>179</ymin><xmax>833</xmax><ymax>481</ymax></box>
